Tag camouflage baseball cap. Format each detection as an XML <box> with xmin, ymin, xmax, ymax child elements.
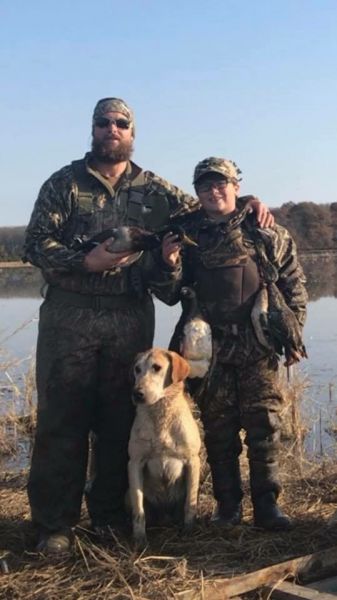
<box><xmin>193</xmin><ymin>157</ymin><xmax>242</xmax><ymax>185</ymax></box>
<box><xmin>92</xmin><ymin>97</ymin><xmax>135</xmax><ymax>134</ymax></box>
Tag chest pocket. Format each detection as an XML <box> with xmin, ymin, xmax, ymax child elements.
<box><xmin>126</xmin><ymin>187</ymin><xmax>148</xmax><ymax>227</ymax></box>
<box><xmin>127</xmin><ymin>187</ymin><xmax>170</xmax><ymax>230</ymax></box>
<box><xmin>74</xmin><ymin>193</ymin><xmax>95</xmax><ymax>237</ymax></box>
<box><xmin>77</xmin><ymin>194</ymin><xmax>94</xmax><ymax>215</ymax></box>
<box><xmin>76</xmin><ymin>191</ymin><xmax>118</xmax><ymax>239</ymax></box>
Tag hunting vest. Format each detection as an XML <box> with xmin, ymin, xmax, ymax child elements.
<box><xmin>66</xmin><ymin>158</ymin><xmax>171</xmax><ymax>247</ymax></box>
<box><xmin>43</xmin><ymin>158</ymin><xmax>171</xmax><ymax>297</ymax></box>
<box><xmin>187</xmin><ymin>220</ymin><xmax>261</xmax><ymax>326</ymax></box>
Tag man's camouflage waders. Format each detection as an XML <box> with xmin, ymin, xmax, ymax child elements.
<box><xmin>24</xmin><ymin>155</ymin><xmax>196</xmax><ymax>532</ymax></box>
<box><xmin>28</xmin><ymin>295</ymin><xmax>154</xmax><ymax>530</ymax></box>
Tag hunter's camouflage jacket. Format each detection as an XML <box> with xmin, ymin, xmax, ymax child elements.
<box><xmin>23</xmin><ymin>154</ymin><xmax>199</xmax><ymax>297</ymax></box>
<box><xmin>163</xmin><ymin>204</ymin><xmax>308</xmax><ymax>330</ymax></box>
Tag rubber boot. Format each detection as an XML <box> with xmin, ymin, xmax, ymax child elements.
<box><xmin>36</xmin><ymin>528</ymin><xmax>73</xmax><ymax>556</ymax></box>
<box><xmin>249</xmin><ymin>458</ymin><xmax>292</xmax><ymax>530</ymax></box>
<box><xmin>253</xmin><ymin>491</ymin><xmax>292</xmax><ymax>530</ymax></box>
<box><xmin>209</xmin><ymin>461</ymin><xmax>243</xmax><ymax>526</ymax></box>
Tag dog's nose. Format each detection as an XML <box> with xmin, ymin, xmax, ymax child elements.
<box><xmin>132</xmin><ymin>390</ymin><xmax>145</xmax><ymax>404</ymax></box>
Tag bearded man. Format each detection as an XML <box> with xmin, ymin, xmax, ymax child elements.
<box><xmin>24</xmin><ymin>98</ymin><xmax>273</xmax><ymax>555</ymax></box>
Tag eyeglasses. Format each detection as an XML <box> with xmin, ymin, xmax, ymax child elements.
<box><xmin>196</xmin><ymin>180</ymin><xmax>231</xmax><ymax>194</ymax></box>
<box><xmin>94</xmin><ymin>117</ymin><xmax>131</xmax><ymax>130</ymax></box>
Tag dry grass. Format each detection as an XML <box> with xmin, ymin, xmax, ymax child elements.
<box><xmin>1</xmin><ymin>461</ymin><xmax>337</xmax><ymax>600</ymax></box>
<box><xmin>279</xmin><ymin>368</ymin><xmax>311</xmax><ymax>477</ymax></box>
<box><xmin>0</xmin><ymin>356</ymin><xmax>36</xmax><ymax>459</ymax></box>
<box><xmin>1</xmin><ymin>365</ymin><xmax>337</xmax><ymax>598</ymax></box>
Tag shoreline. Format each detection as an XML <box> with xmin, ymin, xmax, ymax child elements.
<box><xmin>0</xmin><ymin>248</ymin><xmax>337</xmax><ymax>269</ymax></box>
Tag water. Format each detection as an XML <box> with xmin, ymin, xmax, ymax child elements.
<box><xmin>1</xmin><ymin>258</ymin><xmax>337</xmax><ymax>467</ymax></box>
<box><xmin>300</xmin><ymin>297</ymin><xmax>337</xmax><ymax>455</ymax></box>
<box><xmin>0</xmin><ymin>297</ymin><xmax>182</xmax><ymax>378</ymax></box>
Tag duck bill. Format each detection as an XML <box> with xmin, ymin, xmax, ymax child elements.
<box><xmin>182</xmin><ymin>233</ymin><xmax>198</xmax><ymax>247</ymax></box>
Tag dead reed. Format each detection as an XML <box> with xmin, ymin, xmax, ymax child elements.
<box><xmin>278</xmin><ymin>366</ymin><xmax>311</xmax><ymax>476</ymax></box>
<box><xmin>1</xmin><ymin>459</ymin><xmax>337</xmax><ymax>600</ymax></box>
<box><xmin>0</xmin><ymin>354</ymin><xmax>36</xmax><ymax>460</ymax></box>
<box><xmin>1</xmin><ymin>360</ymin><xmax>337</xmax><ymax>598</ymax></box>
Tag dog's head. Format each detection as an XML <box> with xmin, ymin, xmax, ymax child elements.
<box><xmin>132</xmin><ymin>348</ymin><xmax>190</xmax><ymax>405</ymax></box>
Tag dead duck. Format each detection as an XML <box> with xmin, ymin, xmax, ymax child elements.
<box><xmin>75</xmin><ymin>225</ymin><xmax>197</xmax><ymax>254</ymax></box>
<box><xmin>178</xmin><ymin>287</ymin><xmax>212</xmax><ymax>378</ymax></box>
<box><xmin>251</xmin><ymin>282</ymin><xmax>307</xmax><ymax>361</ymax></box>
<box><xmin>251</xmin><ymin>285</ymin><xmax>270</xmax><ymax>349</ymax></box>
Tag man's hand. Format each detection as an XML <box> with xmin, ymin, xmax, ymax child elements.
<box><xmin>84</xmin><ymin>238</ymin><xmax>135</xmax><ymax>272</ymax></box>
<box><xmin>162</xmin><ymin>232</ymin><xmax>182</xmax><ymax>268</ymax></box>
<box><xmin>250</xmin><ymin>197</ymin><xmax>275</xmax><ymax>228</ymax></box>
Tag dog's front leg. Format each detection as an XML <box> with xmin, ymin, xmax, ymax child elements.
<box><xmin>128</xmin><ymin>459</ymin><xmax>147</xmax><ymax>548</ymax></box>
<box><xmin>184</xmin><ymin>455</ymin><xmax>201</xmax><ymax>529</ymax></box>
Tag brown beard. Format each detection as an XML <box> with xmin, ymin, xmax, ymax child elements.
<box><xmin>91</xmin><ymin>137</ymin><xmax>134</xmax><ymax>163</ymax></box>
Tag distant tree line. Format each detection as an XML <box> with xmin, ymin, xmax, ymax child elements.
<box><xmin>272</xmin><ymin>201</ymin><xmax>337</xmax><ymax>251</ymax></box>
<box><xmin>1</xmin><ymin>202</ymin><xmax>337</xmax><ymax>260</ymax></box>
<box><xmin>0</xmin><ymin>226</ymin><xmax>26</xmax><ymax>261</ymax></box>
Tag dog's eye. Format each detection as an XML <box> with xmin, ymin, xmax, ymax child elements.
<box><xmin>152</xmin><ymin>363</ymin><xmax>162</xmax><ymax>372</ymax></box>
<box><xmin>134</xmin><ymin>365</ymin><xmax>141</xmax><ymax>374</ymax></box>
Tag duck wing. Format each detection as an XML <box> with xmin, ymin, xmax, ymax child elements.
<box><xmin>251</xmin><ymin>286</ymin><xmax>273</xmax><ymax>350</ymax></box>
<box><xmin>267</xmin><ymin>283</ymin><xmax>307</xmax><ymax>358</ymax></box>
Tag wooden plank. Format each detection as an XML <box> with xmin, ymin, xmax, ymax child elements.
<box><xmin>175</xmin><ymin>546</ymin><xmax>337</xmax><ymax>600</ymax></box>
<box><xmin>267</xmin><ymin>580</ymin><xmax>337</xmax><ymax>600</ymax></box>
<box><xmin>0</xmin><ymin>261</ymin><xmax>33</xmax><ymax>268</ymax></box>
<box><xmin>309</xmin><ymin>576</ymin><xmax>337</xmax><ymax>594</ymax></box>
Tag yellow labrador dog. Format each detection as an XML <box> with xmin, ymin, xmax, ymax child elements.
<box><xmin>128</xmin><ymin>348</ymin><xmax>201</xmax><ymax>547</ymax></box>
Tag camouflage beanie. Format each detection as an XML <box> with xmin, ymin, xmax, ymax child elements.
<box><xmin>193</xmin><ymin>157</ymin><xmax>242</xmax><ymax>185</ymax></box>
<box><xmin>92</xmin><ymin>97</ymin><xmax>135</xmax><ymax>136</ymax></box>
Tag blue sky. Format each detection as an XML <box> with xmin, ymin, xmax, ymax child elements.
<box><xmin>1</xmin><ymin>0</ymin><xmax>336</xmax><ymax>226</ymax></box>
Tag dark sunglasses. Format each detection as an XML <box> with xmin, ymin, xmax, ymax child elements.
<box><xmin>196</xmin><ymin>179</ymin><xmax>230</xmax><ymax>194</ymax></box>
<box><xmin>94</xmin><ymin>117</ymin><xmax>131</xmax><ymax>130</ymax></box>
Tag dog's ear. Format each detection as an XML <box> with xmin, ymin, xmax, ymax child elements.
<box><xmin>169</xmin><ymin>351</ymin><xmax>190</xmax><ymax>383</ymax></box>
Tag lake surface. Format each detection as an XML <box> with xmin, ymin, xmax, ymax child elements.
<box><xmin>0</xmin><ymin>257</ymin><xmax>337</xmax><ymax>465</ymax></box>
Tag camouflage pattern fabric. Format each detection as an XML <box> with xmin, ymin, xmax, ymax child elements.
<box><xmin>28</xmin><ymin>295</ymin><xmax>154</xmax><ymax>531</ymax></box>
<box><xmin>23</xmin><ymin>156</ymin><xmax>197</xmax><ymax>295</ymax></box>
<box><xmin>200</xmin><ymin>355</ymin><xmax>283</xmax><ymax>501</ymax></box>
<box><xmin>164</xmin><ymin>205</ymin><xmax>308</xmax><ymax>333</ymax></box>
<box><xmin>164</xmin><ymin>206</ymin><xmax>307</xmax><ymax>503</ymax></box>
<box><xmin>24</xmin><ymin>155</ymin><xmax>197</xmax><ymax>533</ymax></box>
<box><xmin>193</xmin><ymin>157</ymin><xmax>242</xmax><ymax>184</ymax></box>
<box><xmin>93</xmin><ymin>97</ymin><xmax>134</xmax><ymax>123</ymax></box>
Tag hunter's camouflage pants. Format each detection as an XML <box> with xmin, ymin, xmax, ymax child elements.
<box><xmin>28</xmin><ymin>294</ymin><xmax>154</xmax><ymax>532</ymax></box>
<box><xmin>199</xmin><ymin>354</ymin><xmax>284</xmax><ymax>502</ymax></box>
